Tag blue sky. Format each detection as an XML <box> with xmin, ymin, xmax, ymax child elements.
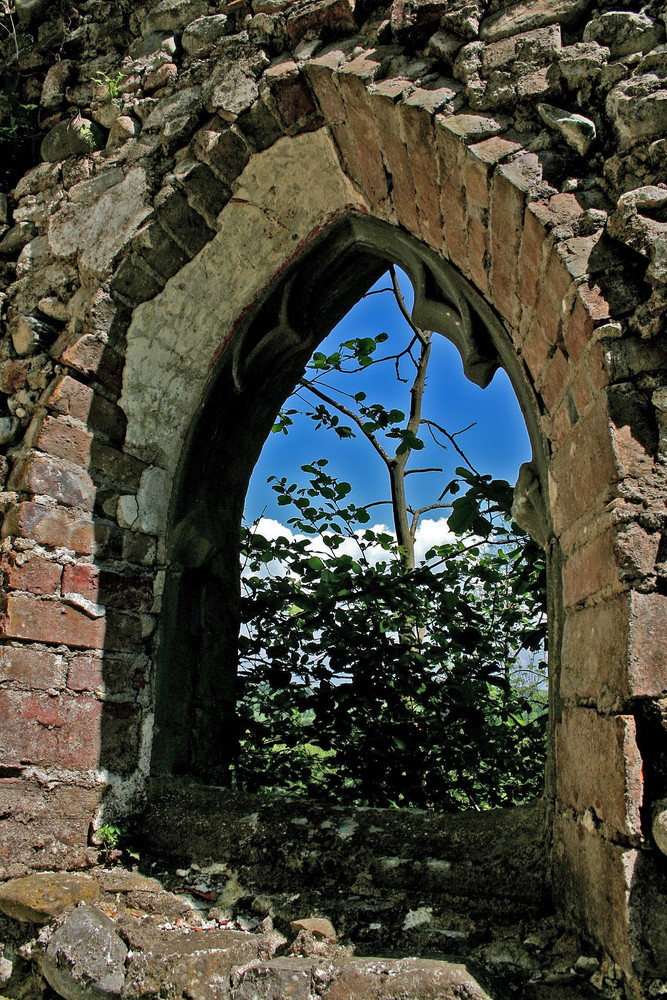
<box><xmin>244</xmin><ymin>269</ymin><xmax>531</xmax><ymax>528</ymax></box>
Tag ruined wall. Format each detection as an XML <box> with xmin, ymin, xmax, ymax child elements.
<box><xmin>0</xmin><ymin>0</ymin><xmax>666</xmax><ymax>986</ymax></box>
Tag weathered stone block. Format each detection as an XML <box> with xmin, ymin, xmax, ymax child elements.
<box><xmin>479</xmin><ymin>0</ymin><xmax>589</xmax><ymax>42</ymax></box>
<box><xmin>552</xmin><ymin>811</ymin><xmax>635</xmax><ymax>973</ymax></box>
<box><xmin>538</xmin><ymin>345</ymin><xmax>569</xmax><ymax>412</ymax></box>
<box><xmin>43</xmin><ymin>375</ymin><xmax>127</xmax><ymax>443</ymax></box>
<box><xmin>606</xmin><ymin>74</ymin><xmax>667</xmax><ymax>152</ymax></box>
<box><xmin>154</xmin><ymin>184</ymin><xmax>216</xmax><ymax>258</ymax></box>
<box><xmin>556</xmin><ymin>708</ymin><xmax>643</xmax><ymax>838</ymax></box>
<box><xmin>435</xmin><ymin>120</ymin><xmax>469</xmax><ymax>275</ymax></box>
<box><xmin>0</xmin><ymin>688</ymin><xmax>103</xmax><ymax>768</ymax></box>
<box><xmin>202</xmin><ymin>60</ymin><xmax>258</xmax><ymax>119</ymax></box>
<box><xmin>142</xmin><ymin>0</ymin><xmax>208</xmax><ymax>35</ymax></box>
<box><xmin>0</xmin><ymin>873</ymin><xmax>100</xmax><ymax>923</ymax></box>
<box><xmin>42</xmin><ymin>905</ymin><xmax>128</xmax><ymax>1000</ymax></box>
<box><xmin>561</xmin><ymin>527</ymin><xmax>621</xmax><ymax>609</ymax></box>
<box><xmin>2</xmin><ymin>553</ymin><xmax>62</xmax><ymax>596</ymax></box>
<box><xmin>286</xmin><ymin>0</ymin><xmax>356</xmax><ymax>43</ymax></box>
<box><xmin>263</xmin><ymin>61</ymin><xmax>321</xmax><ymax>133</ymax></box>
<box><xmin>110</xmin><ymin>254</ymin><xmax>163</xmax><ymax>307</ymax></box>
<box><xmin>10</xmin><ymin>452</ymin><xmax>95</xmax><ymax>511</ymax></box>
<box><xmin>628</xmin><ymin>591</ymin><xmax>667</xmax><ymax>698</ymax></box>
<box><xmin>549</xmin><ymin>395</ymin><xmax>617</xmax><ymax>535</ymax></box>
<box><xmin>0</xmin><ymin>645</ymin><xmax>66</xmax><ymax>689</ymax></box>
<box><xmin>1</xmin><ymin>593</ymin><xmax>105</xmax><ymax>649</ymax></box>
<box><xmin>192</xmin><ymin>118</ymin><xmax>251</xmax><ymax>186</ymax></box>
<box><xmin>47</xmin><ymin>167</ymin><xmax>153</xmax><ymax>283</ymax></box>
<box><xmin>561</xmin><ymin>594</ymin><xmax>631</xmax><ymax>704</ymax></box>
<box><xmin>172</xmin><ymin>159</ymin><xmax>230</xmax><ymax>226</ymax></box>
<box><xmin>30</xmin><ymin>413</ymin><xmax>93</xmax><ymax>467</ymax></box>
<box><xmin>2</xmin><ymin>501</ymin><xmax>95</xmax><ymax>555</ymax></box>
<box><xmin>489</xmin><ymin>155</ymin><xmax>537</xmax><ymax>325</ymax></box>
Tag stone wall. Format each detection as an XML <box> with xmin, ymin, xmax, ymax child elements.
<box><xmin>0</xmin><ymin>0</ymin><xmax>666</xmax><ymax>988</ymax></box>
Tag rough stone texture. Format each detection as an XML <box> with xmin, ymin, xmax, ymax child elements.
<box><xmin>0</xmin><ymin>0</ymin><xmax>665</xmax><ymax>991</ymax></box>
<box><xmin>0</xmin><ymin>873</ymin><xmax>99</xmax><ymax>923</ymax></box>
<box><xmin>141</xmin><ymin>779</ymin><xmax>550</xmax><ymax>945</ymax></box>
<box><xmin>324</xmin><ymin>958</ymin><xmax>492</xmax><ymax>998</ymax></box>
<box><xmin>40</xmin><ymin>905</ymin><xmax>128</xmax><ymax>1000</ymax></box>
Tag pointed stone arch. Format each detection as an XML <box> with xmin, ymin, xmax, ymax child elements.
<box><xmin>1</xmin><ymin>51</ymin><xmax>663</xmax><ymax>984</ymax></box>
<box><xmin>114</xmin><ymin>77</ymin><xmax>651</xmax><ymax>971</ymax></box>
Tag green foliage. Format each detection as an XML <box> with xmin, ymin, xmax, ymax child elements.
<box><xmin>236</xmin><ymin>297</ymin><xmax>548</xmax><ymax>811</ymax></box>
<box><xmin>93</xmin><ymin>70</ymin><xmax>125</xmax><ymax>101</ymax></box>
<box><xmin>94</xmin><ymin>823</ymin><xmax>139</xmax><ymax>866</ymax></box>
<box><xmin>236</xmin><ymin>462</ymin><xmax>547</xmax><ymax>810</ymax></box>
<box><xmin>0</xmin><ymin>95</ymin><xmax>39</xmax><ymax>188</ymax></box>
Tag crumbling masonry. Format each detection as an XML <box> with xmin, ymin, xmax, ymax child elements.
<box><xmin>0</xmin><ymin>0</ymin><xmax>666</xmax><ymax>994</ymax></box>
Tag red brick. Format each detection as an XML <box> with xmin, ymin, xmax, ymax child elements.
<box><xmin>570</xmin><ymin>366</ymin><xmax>592</xmax><ymax>416</ymax></box>
<box><xmin>435</xmin><ymin>121</ymin><xmax>469</xmax><ymax>275</ymax></box>
<box><xmin>563</xmin><ymin>290</ymin><xmax>595</xmax><ymax>361</ymax></box>
<box><xmin>539</xmin><ymin>346</ymin><xmax>570</xmax><ymax>413</ymax></box>
<box><xmin>100</xmin><ymin>701</ymin><xmax>142</xmax><ymax>773</ymax></box>
<box><xmin>61</xmin><ymin>565</ymin><xmax>151</xmax><ymax>611</ymax></box>
<box><xmin>56</xmin><ymin>334</ymin><xmax>124</xmax><ymax>395</ymax></box>
<box><xmin>0</xmin><ymin>780</ymin><xmax>101</xmax><ymax>871</ymax></box>
<box><xmin>562</xmin><ymin>527</ymin><xmax>621</xmax><ymax>608</ymax></box>
<box><xmin>2</xmin><ymin>501</ymin><xmax>95</xmax><ymax>555</ymax></box>
<box><xmin>0</xmin><ymin>688</ymin><xmax>102</xmax><ymax>769</ymax></box>
<box><xmin>61</xmin><ymin>563</ymin><xmax>98</xmax><ymax>603</ymax></box>
<box><xmin>0</xmin><ymin>593</ymin><xmax>105</xmax><ymax>649</ymax></box>
<box><xmin>549</xmin><ymin>395</ymin><xmax>617</xmax><ymax>534</ymax></box>
<box><xmin>556</xmin><ymin>708</ymin><xmax>642</xmax><ymax>839</ymax></box>
<box><xmin>552</xmin><ymin>812</ymin><xmax>634</xmax><ymax>973</ymax></box>
<box><xmin>489</xmin><ymin>156</ymin><xmax>542</xmax><ymax>326</ymax></box>
<box><xmin>67</xmin><ymin>655</ymin><xmax>103</xmax><ymax>692</ymax></box>
<box><xmin>517</xmin><ymin>205</ymin><xmax>549</xmax><ymax>322</ymax></box>
<box><xmin>2</xmin><ymin>554</ymin><xmax>62</xmax><ymax>596</ymax></box>
<box><xmin>44</xmin><ymin>375</ymin><xmax>126</xmax><ymax>442</ymax></box>
<box><xmin>370</xmin><ymin>92</ymin><xmax>420</xmax><ymax>236</ymax></box>
<box><xmin>561</xmin><ymin>594</ymin><xmax>631</xmax><ymax>703</ymax></box>
<box><xmin>31</xmin><ymin>414</ymin><xmax>93</xmax><ymax>468</ymax></box>
<box><xmin>338</xmin><ymin>74</ymin><xmax>391</xmax><ymax>216</ymax></box>
<box><xmin>399</xmin><ymin>101</ymin><xmax>443</xmax><ymax>250</ymax></box>
<box><xmin>521</xmin><ymin>317</ymin><xmax>551</xmax><ymax>382</ymax></box>
<box><xmin>0</xmin><ymin>645</ymin><xmax>66</xmax><ymax>689</ymax></box>
<box><xmin>10</xmin><ymin>453</ymin><xmax>95</xmax><ymax>511</ymax></box>
<box><xmin>629</xmin><ymin>591</ymin><xmax>667</xmax><ymax>697</ymax></box>
<box><xmin>68</xmin><ymin>655</ymin><xmax>144</xmax><ymax>696</ymax></box>
<box><xmin>103</xmin><ymin>610</ymin><xmax>149</xmax><ymax>653</ymax></box>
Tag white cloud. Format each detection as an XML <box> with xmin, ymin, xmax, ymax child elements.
<box><xmin>244</xmin><ymin>515</ymin><xmax>459</xmax><ymax>578</ymax></box>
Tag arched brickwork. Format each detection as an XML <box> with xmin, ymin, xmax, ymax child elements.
<box><xmin>0</xmin><ymin>0</ymin><xmax>666</xmax><ymax>987</ymax></box>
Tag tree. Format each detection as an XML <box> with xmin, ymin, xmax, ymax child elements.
<box><xmin>234</xmin><ymin>269</ymin><xmax>547</xmax><ymax>811</ymax></box>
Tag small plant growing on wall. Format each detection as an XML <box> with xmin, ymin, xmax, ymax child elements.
<box><xmin>93</xmin><ymin>824</ymin><xmax>139</xmax><ymax>866</ymax></box>
<box><xmin>93</xmin><ymin>70</ymin><xmax>126</xmax><ymax>101</ymax></box>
